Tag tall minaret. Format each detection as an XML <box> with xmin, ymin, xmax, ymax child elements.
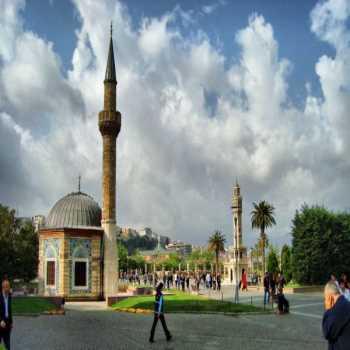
<box><xmin>98</xmin><ymin>25</ymin><xmax>121</xmax><ymax>298</ymax></box>
<box><xmin>232</xmin><ymin>180</ymin><xmax>242</xmax><ymax>251</ymax></box>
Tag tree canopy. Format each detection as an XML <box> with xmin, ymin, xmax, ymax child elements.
<box><xmin>291</xmin><ymin>205</ymin><xmax>350</xmax><ymax>285</ymax></box>
<box><xmin>0</xmin><ymin>204</ymin><xmax>38</xmax><ymax>282</ymax></box>
<box><xmin>118</xmin><ymin>243</ymin><xmax>128</xmax><ymax>272</ymax></box>
<box><xmin>251</xmin><ymin>201</ymin><xmax>276</xmax><ymax>235</ymax></box>
<box><xmin>281</xmin><ymin>244</ymin><xmax>292</xmax><ymax>282</ymax></box>
<box><xmin>251</xmin><ymin>200</ymin><xmax>276</xmax><ymax>273</ymax></box>
<box><xmin>267</xmin><ymin>245</ymin><xmax>279</xmax><ymax>275</ymax></box>
<box><xmin>208</xmin><ymin>230</ymin><xmax>226</xmax><ymax>275</ymax></box>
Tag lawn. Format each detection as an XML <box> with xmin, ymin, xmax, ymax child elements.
<box><xmin>12</xmin><ymin>297</ymin><xmax>57</xmax><ymax>315</ymax></box>
<box><xmin>285</xmin><ymin>282</ymin><xmax>303</xmax><ymax>288</ymax></box>
<box><xmin>113</xmin><ymin>291</ymin><xmax>264</xmax><ymax>314</ymax></box>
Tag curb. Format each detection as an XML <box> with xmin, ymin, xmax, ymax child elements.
<box><xmin>112</xmin><ymin>308</ymin><xmax>272</xmax><ymax>316</ymax></box>
<box><xmin>14</xmin><ymin>309</ymin><xmax>65</xmax><ymax>317</ymax></box>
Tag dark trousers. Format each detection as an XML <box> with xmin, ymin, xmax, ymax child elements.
<box><xmin>0</xmin><ymin>330</ymin><xmax>11</xmax><ymax>350</ymax></box>
<box><xmin>150</xmin><ymin>314</ymin><xmax>170</xmax><ymax>340</ymax></box>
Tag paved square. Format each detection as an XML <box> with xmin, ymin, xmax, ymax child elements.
<box><xmin>11</xmin><ymin>292</ymin><xmax>327</xmax><ymax>350</ymax></box>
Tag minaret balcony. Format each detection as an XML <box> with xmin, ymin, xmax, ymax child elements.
<box><xmin>98</xmin><ymin>110</ymin><xmax>121</xmax><ymax>136</ymax></box>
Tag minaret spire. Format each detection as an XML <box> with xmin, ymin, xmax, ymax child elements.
<box><xmin>105</xmin><ymin>22</ymin><xmax>116</xmax><ymax>83</ymax></box>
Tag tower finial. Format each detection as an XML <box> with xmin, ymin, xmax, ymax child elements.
<box><xmin>78</xmin><ymin>174</ymin><xmax>81</xmax><ymax>192</ymax></box>
<box><xmin>105</xmin><ymin>22</ymin><xmax>116</xmax><ymax>83</ymax></box>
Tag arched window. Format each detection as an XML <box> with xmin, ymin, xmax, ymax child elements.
<box><xmin>45</xmin><ymin>245</ymin><xmax>57</xmax><ymax>288</ymax></box>
<box><xmin>72</xmin><ymin>245</ymin><xmax>89</xmax><ymax>289</ymax></box>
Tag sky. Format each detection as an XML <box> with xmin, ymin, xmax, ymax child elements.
<box><xmin>0</xmin><ymin>0</ymin><xmax>350</xmax><ymax>249</ymax></box>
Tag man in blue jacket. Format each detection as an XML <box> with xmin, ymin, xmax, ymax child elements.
<box><xmin>323</xmin><ymin>281</ymin><xmax>350</xmax><ymax>350</ymax></box>
<box><xmin>149</xmin><ymin>282</ymin><xmax>172</xmax><ymax>343</ymax></box>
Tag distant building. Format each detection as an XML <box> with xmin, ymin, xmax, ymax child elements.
<box><xmin>139</xmin><ymin>227</ymin><xmax>153</xmax><ymax>238</ymax></box>
<box><xmin>138</xmin><ymin>227</ymin><xmax>170</xmax><ymax>246</ymax></box>
<box><xmin>166</xmin><ymin>241</ymin><xmax>192</xmax><ymax>256</ymax></box>
<box><xmin>139</xmin><ymin>249</ymin><xmax>173</xmax><ymax>263</ymax></box>
<box><xmin>32</xmin><ymin>215</ymin><xmax>45</xmax><ymax>232</ymax></box>
<box><xmin>120</xmin><ymin>227</ymin><xmax>139</xmax><ymax>239</ymax></box>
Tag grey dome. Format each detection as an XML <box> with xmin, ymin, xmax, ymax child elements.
<box><xmin>46</xmin><ymin>192</ymin><xmax>101</xmax><ymax>229</ymax></box>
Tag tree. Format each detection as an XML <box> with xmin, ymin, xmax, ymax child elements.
<box><xmin>267</xmin><ymin>245</ymin><xmax>279</xmax><ymax>275</ymax></box>
<box><xmin>281</xmin><ymin>244</ymin><xmax>292</xmax><ymax>282</ymax></box>
<box><xmin>127</xmin><ymin>252</ymin><xmax>145</xmax><ymax>271</ymax></box>
<box><xmin>118</xmin><ymin>243</ymin><xmax>128</xmax><ymax>272</ymax></box>
<box><xmin>208</xmin><ymin>231</ymin><xmax>226</xmax><ymax>275</ymax></box>
<box><xmin>0</xmin><ymin>204</ymin><xmax>38</xmax><ymax>282</ymax></box>
<box><xmin>291</xmin><ymin>205</ymin><xmax>350</xmax><ymax>285</ymax></box>
<box><xmin>163</xmin><ymin>253</ymin><xmax>183</xmax><ymax>271</ymax></box>
<box><xmin>251</xmin><ymin>201</ymin><xmax>276</xmax><ymax>275</ymax></box>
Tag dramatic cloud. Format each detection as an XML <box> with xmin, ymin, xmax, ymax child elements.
<box><xmin>0</xmin><ymin>0</ymin><xmax>349</xmax><ymax>247</ymax></box>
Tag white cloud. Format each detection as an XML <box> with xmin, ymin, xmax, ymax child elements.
<box><xmin>201</xmin><ymin>1</ymin><xmax>226</xmax><ymax>15</ymax></box>
<box><xmin>0</xmin><ymin>0</ymin><xmax>350</xmax><ymax>249</ymax></box>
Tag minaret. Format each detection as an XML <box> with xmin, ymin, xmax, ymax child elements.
<box><xmin>98</xmin><ymin>24</ymin><xmax>121</xmax><ymax>298</ymax></box>
<box><xmin>232</xmin><ymin>181</ymin><xmax>242</xmax><ymax>251</ymax></box>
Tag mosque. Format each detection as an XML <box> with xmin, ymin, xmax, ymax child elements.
<box><xmin>37</xmin><ymin>28</ymin><xmax>120</xmax><ymax>301</ymax></box>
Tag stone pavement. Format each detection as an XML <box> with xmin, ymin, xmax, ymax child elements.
<box><xmin>202</xmin><ymin>284</ymin><xmax>324</xmax><ymax>319</ymax></box>
<box><xmin>11</xmin><ymin>295</ymin><xmax>327</xmax><ymax>350</ymax></box>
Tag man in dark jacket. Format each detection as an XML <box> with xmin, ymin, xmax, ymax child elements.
<box><xmin>149</xmin><ymin>282</ymin><xmax>172</xmax><ymax>343</ymax></box>
<box><xmin>323</xmin><ymin>281</ymin><xmax>350</xmax><ymax>350</ymax></box>
<box><xmin>263</xmin><ymin>272</ymin><xmax>270</xmax><ymax>305</ymax></box>
<box><xmin>0</xmin><ymin>279</ymin><xmax>13</xmax><ymax>350</ymax></box>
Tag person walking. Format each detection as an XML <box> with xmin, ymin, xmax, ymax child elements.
<box><xmin>339</xmin><ymin>280</ymin><xmax>350</xmax><ymax>302</ymax></box>
<box><xmin>181</xmin><ymin>274</ymin><xmax>185</xmax><ymax>292</ymax></box>
<box><xmin>217</xmin><ymin>274</ymin><xmax>221</xmax><ymax>291</ymax></box>
<box><xmin>323</xmin><ymin>281</ymin><xmax>350</xmax><ymax>349</ymax></box>
<box><xmin>263</xmin><ymin>272</ymin><xmax>270</xmax><ymax>305</ymax></box>
<box><xmin>241</xmin><ymin>269</ymin><xmax>248</xmax><ymax>292</ymax></box>
<box><xmin>330</xmin><ymin>274</ymin><xmax>341</xmax><ymax>292</ymax></box>
<box><xmin>270</xmin><ymin>273</ymin><xmax>276</xmax><ymax>301</ymax></box>
<box><xmin>0</xmin><ymin>279</ymin><xmax>13</xmax><ymax>350</ymax></box>
<box><xmin>149</xmin><ymin>283</ymin><xmax>172</xmax><ymax>343</ymax></box>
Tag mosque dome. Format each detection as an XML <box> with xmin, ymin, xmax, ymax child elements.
<box><xmin>45</xmin><ymin>192</ymin><xmax>102</xmax><ymax>229</ymax></box>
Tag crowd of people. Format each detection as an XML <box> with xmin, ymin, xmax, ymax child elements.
<box><xmin>119</xmin><ymin>270</ymin><xmax>222</xmax><ymax>292</ymax></box>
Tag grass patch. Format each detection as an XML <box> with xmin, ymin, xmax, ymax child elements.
<box><xmin>113</xmin><ymin>291</ymin><xmax>264</xmax><ymax>314</ymax></box>
<box><xmin>285</xmin><ymin>282</ymin><xmax>303</xmax><ymax>288</ymax></box>
<box><xmin>12</xmin><ymin>297</ymin><xmax>57</xmax><ymax>315</ymax></box>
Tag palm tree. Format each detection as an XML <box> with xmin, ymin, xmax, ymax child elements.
<box><xmin>208</xmin><ymin>231</ymin><xmax>226</xmax><ymax>276</ymax></box>
<box><xmin>251</xmin><ymin>201</ymin><xmax>276</xmax><ymax>275</ymax></box>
